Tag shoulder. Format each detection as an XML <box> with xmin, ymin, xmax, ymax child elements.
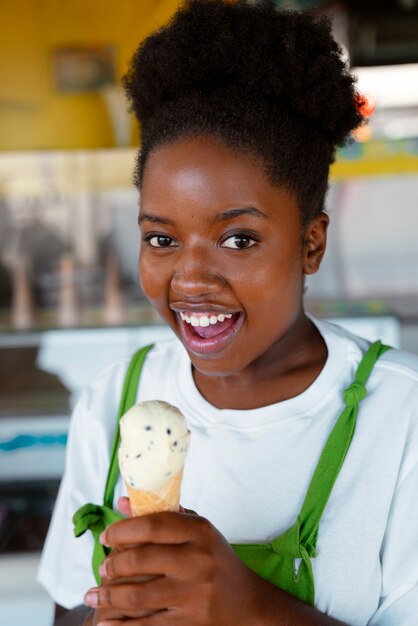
<box><xmin>140</xmin><ymin>335</ymin><xmax>187</xmax><ymax>369</ymax></box>
<box><xmin>86</xmin><ymin>336</ymin><xmax>184</xmax><ymax>390</ymax></box>
<box><xmin>77</xmin><ymin>336</ymin><xmax>186</xmax><ymax>415</ymax></box>
<box><xmin>314</xmin><ymin>316</ymin><xmax>418</xmax><ymax>419</ymax></box>
<box><xmin>316</xmin><ymin>316</ymin><xmax>418</xmax><ymax>383</ymax></box>
<box><xmin>375</xmin><ymin>345</ymin><xmax>418</xmax><ymax>383</ymax></box>
<box><xmin>316</xmin><ymin>317</ymin><xmax>418</xmax><ymax>490</ymax></box>
<box><xmin>64</xmin><ymin>335</ymin><xmax>187</xmax><ymax>470</ymax></box>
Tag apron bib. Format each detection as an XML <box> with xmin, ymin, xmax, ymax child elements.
<box><xmin>74</xmin><ymin>339</ymin><xmax>390</xmax><ymax>606</ymax></box>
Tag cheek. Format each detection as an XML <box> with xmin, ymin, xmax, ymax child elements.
<box><xmin>139</xmin><ymin>253</ymin><xmax>166</xmax><ymax>304</ymax></box>
<box><xmin>230</xmin><ymin>247</ymin><xmax>303</xmax><ymax>307</ymax></box>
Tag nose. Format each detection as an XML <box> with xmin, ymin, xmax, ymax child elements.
<box><xmin>171</xmin><ymin>245</ymin><xmax>225</xmax><ymax>298</ymax></box>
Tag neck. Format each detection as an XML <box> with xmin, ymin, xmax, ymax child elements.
<box><xmin>192</xmin><ymin>312</ymin><xmax>328</xmax><ymax>410</ymax></box>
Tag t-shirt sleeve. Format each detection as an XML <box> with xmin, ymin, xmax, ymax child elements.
<box><xmin>368</xmin><ymin>457</ymin><xmax>418</xmax><ymax>626</ymax></box>
<box><xmin>37</xmin><ymin>360</ymin><xmax>127</xmax><ymax>609</ymax></box>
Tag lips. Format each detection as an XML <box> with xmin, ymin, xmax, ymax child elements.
<box><xmin>176</xmin><ymin>311</ymin><xmax>243</xmax><ymax>355</ymax></box>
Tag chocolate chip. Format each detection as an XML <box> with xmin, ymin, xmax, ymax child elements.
<box><xmin>166</xmin><ymin>428</ymin><xmax>171</xmax><ymax>435</ymax></box>
<box><xmin>136</xmin><ymin>453</ymin><xmax>141</xmax><ymax>458</ymax></box>
<box><xmin>173</xmin><ymin>441</ymin><xmax>178</xmax><ymax>447</ymax></box>
<box><xmin>145</xmin><ymin>426</ymin><xmax>152</xmax><ymax>431</ymax></box>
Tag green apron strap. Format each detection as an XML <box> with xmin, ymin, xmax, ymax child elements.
<box><xmin>73</xmin><ymin>343</ymin><xmax>154</xmax><ymax>584</ymax></box>
<box><xmin>297</xmin><ymin>340</ymin><xmax>391</xmax><ymax>554</ymax></box>
<box><xmin>103</xmin><ymin>343</ymin><xmax>155</xmax><ymax>508</ymax></box>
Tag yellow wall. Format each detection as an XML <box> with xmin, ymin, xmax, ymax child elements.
<box><xmin>2</xmin><ymin>0</ymin><xmax>417</xmax><ymax>177</ymax></box>
<box><xmin>331</xmin><ymin>153</ymin><xmax>418</xmax><ymax>179</ymax></box>
<box><xmin>0</xmin><ymin>0</ymin><xmax>182</xmax><ymax>150</ymax></box>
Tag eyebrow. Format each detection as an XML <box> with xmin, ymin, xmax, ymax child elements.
<box><xmin>138</xmin><ymin>206</ymin><xmax>268</xmax><ymax>226</ymax></box>
<box><xmin>212</xmin><ymin>207</ymin><xmax>268</xmax><ymax>223</ymax></box>
<box><xmin>138</xmin><ymin>214</ymin><xmax>176</xmax><ymax>226</ymax></box>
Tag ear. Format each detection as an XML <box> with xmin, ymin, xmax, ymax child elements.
<box><xmin>302</xmin><ymin>211</ymin><xmax>329</xmax><ymax>275</ymax></box>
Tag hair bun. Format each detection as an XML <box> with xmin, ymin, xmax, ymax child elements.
<box><xmin>124</xmin><ymin>0</ymin><xmax>362</xmax><ymax>146</ymax></box>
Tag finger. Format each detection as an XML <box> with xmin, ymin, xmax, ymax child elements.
<box><xmin>118</xmin><ymin>497</ymin><xmax>132</xmax><ymax>518</ymax></box>
<box><xmin>96</xmin><ymin>610</ymin><xmax>175</xmax><ymax>626</ymax></box>
<box><xmin>101</xmin><ymin>511</ymin><xmax>209</xmax><ymax>548</ymax></box>
<box><xmin>101</xmin><ymin>543</ymin><xmax>193</xmax><ymax>580</ymax></box>
<box><xmin>179</xmin><ymin>505</ymin><xmax>198</xmax><ymax>515</ymax></box>
<box><xmin>84</xmin><ymin>576</ymin><xmax>181</xmax><ymax>611</ymax></box>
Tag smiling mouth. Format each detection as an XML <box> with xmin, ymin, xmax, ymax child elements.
<box><xmin>176</xmin><ymin>311</ymin><xmax>243</xmax><ymax>353</ymax></box>
<box><xmin>180</xmin><ymin>311</ymin><xmax>235</xmax><ymax>337</ymax></box>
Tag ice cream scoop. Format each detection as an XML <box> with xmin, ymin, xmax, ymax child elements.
<box><xmin>118</xmin><ymin>400</ymin><xmax>191</xmax><ymax>515</ymax></box>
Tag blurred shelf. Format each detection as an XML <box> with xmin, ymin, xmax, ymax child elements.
<box><xmin>0</xmin><ymin>303</ymin><xmax>164</xmax><ymax>334</ymax></box>
<box><xmin>0</xmin><ymin>553</ymin><xmax>53</xmax><ymax>626</ymax></box>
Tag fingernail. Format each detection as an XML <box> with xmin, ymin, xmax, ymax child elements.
<box><xmin>98</xmin><ymin>561</ymin><xmax>108</xmax><ymax>578</ymax></box>
<box><xmin>84</xmin><ymin>588</ymin><xmax>100</xmax><ymax>607</ymax></box>
<box><xmin>99</xmin><ymin>530</ymin><xmax>107</xmax><ymax>545</ymax></box>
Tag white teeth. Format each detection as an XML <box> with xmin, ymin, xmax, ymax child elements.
<box><xmin>181</xmin><ymin>312</ymin><xmax>236</xmax><ymax>327</ymax></box>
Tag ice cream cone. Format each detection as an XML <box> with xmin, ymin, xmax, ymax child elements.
<box><xmin>126</xmin><ymin>468</ymin><xmax>183</xmax><ymax>516</ymax></box>
<box><xmin>118</xmin><ymin>400</ymin><xmax>190</xmax><ymax>516</ymax></box>
<box><xmin>114</xmin><ymin>401</ymin><xmax>190</xmax><ymax>620</ymax></box>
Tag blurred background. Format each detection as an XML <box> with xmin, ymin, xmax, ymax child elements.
<box><xmin>0</xmin><ymin>0</ymin><xmax>418</xmax><ymax>623</ymax></box>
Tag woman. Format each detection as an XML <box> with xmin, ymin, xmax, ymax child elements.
<box><xmin>38</xmin><ymin>2</ymin><xmax>418</xmax><ymax>625</ymax></box>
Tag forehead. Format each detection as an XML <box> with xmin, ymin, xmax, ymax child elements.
<box><xmin>140</xmin><ymin>135</ymin><xmax>298</xmax><ymax>217</ymax></box>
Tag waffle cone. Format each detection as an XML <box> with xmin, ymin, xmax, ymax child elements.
<box><xmin>126</xmin><ymin>469</ymin><xmax>183</xmax><ymax>517</ymax></box>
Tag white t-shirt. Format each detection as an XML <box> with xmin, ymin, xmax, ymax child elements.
<box><xmin>37</xmin><ymin>318</ymin><xmax>418</xmax><ymax>626</ymax></box>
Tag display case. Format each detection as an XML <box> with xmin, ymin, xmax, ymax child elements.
<box><xmin>0</xmin><ymin>321</ymin><xmax>176</xmax><ymax>625</ymax></box>
<box><xmin>0</xmin><ymin>315</ymin><xmax>401</xmax><ymax>507</ymax></box>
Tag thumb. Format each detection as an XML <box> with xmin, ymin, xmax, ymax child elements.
<box><xmin>179</xmin><ymin>504</ymin><xmax>198</xmax><ymax>515</ymax></box>
<box><xmin>118</xmin><ymin>496</ymin><xmax>132</xmax><ymax>518</ymax></box>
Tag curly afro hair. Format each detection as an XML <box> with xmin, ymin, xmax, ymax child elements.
<box><xmin>123</xmin><ymin>0</ymin><xmax>364</xmax><ymax>226</ymax></box>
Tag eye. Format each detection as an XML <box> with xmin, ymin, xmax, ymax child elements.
<box><xmin>221</xmin><ymin>234</ymin><xmax>257</xmax><ymax>250</ymax></box>
<box><xmin>144</xmin><ymin>235</ymin><xmax>177</xmax><ymax>248</ymax></box>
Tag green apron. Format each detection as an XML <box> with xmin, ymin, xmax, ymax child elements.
<box><xmin>74</xmin><ymin>339</ymin><xmax>391</xmax><ymax>606</ymax></box>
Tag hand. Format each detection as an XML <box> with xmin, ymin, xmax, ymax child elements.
<box><xmin>88</xmin><ymin>498</ymin><xmax>126</xmax><ymax>624</ymax></box>
<box><xmin>89</xmin><ymin>498</ymin><xmax>199</xmax><ymax>624</ymax></box>
<box><xmin>84</xmin><ymin>508</ymin><xmax>265</xmax><ymax>625</ymax></box>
